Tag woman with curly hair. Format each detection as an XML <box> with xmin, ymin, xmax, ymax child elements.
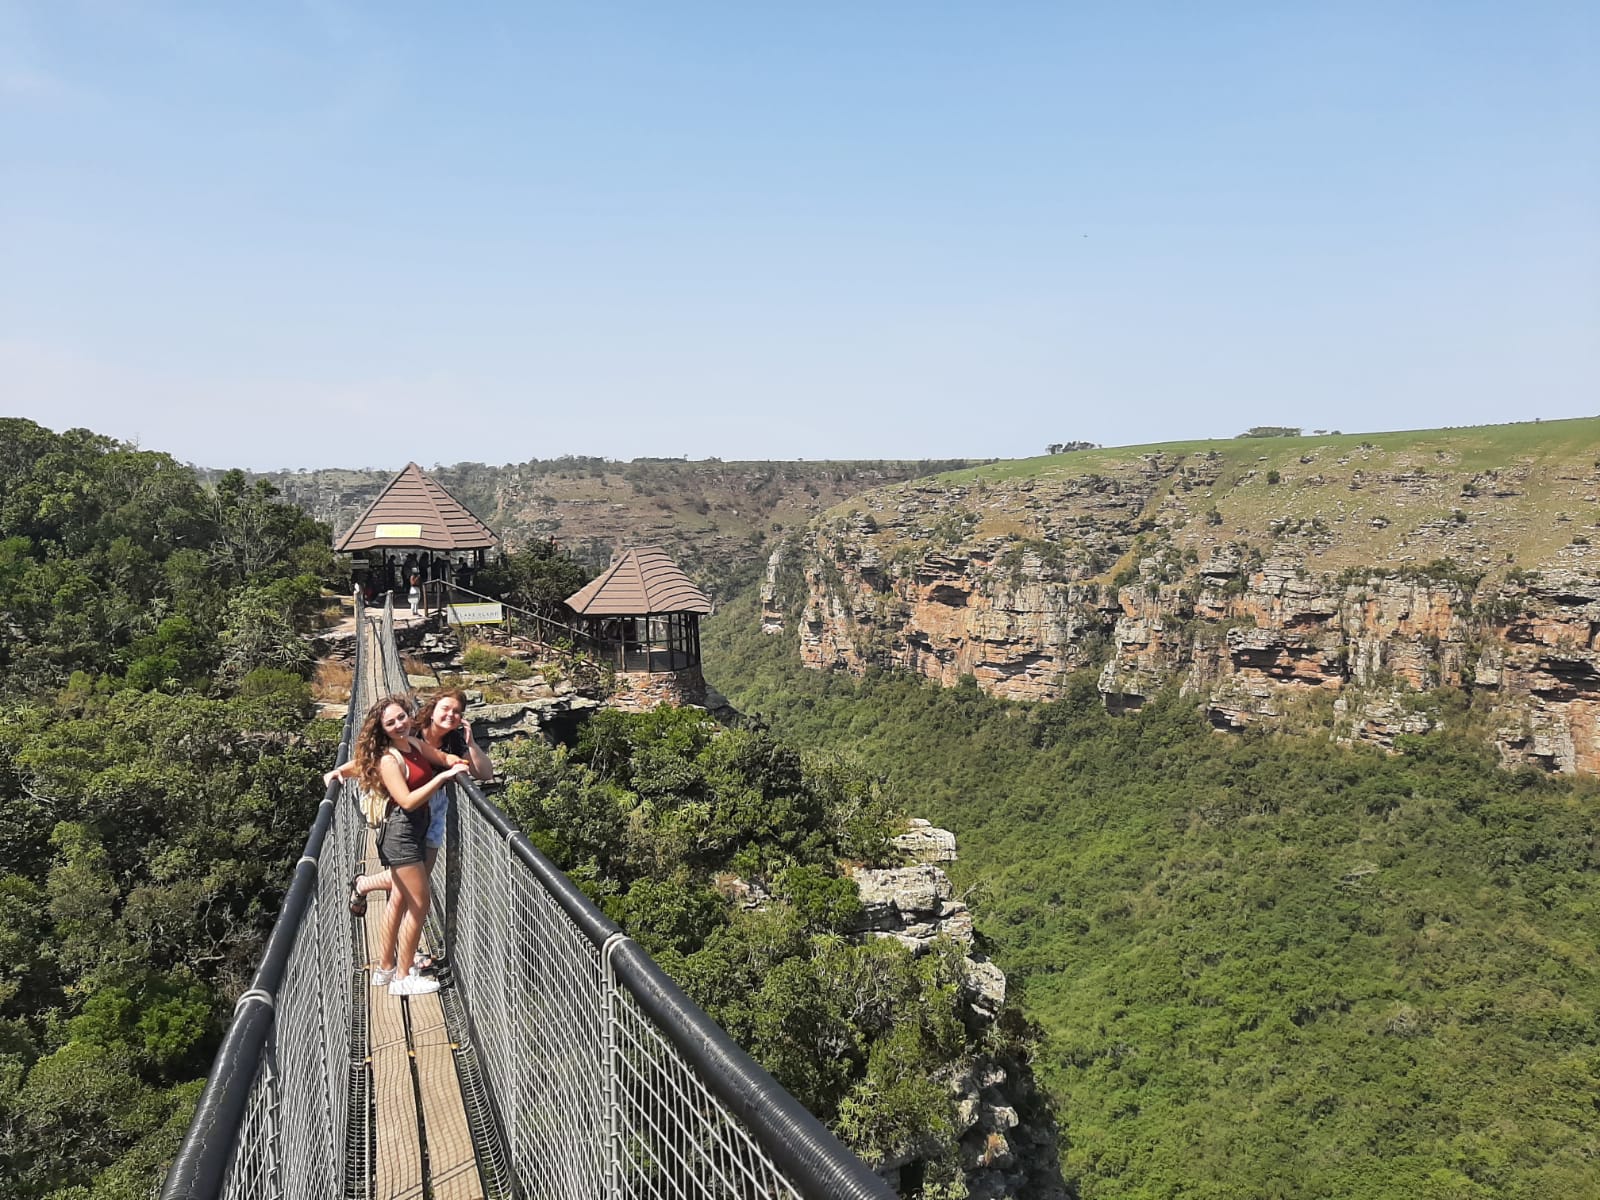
<box><xmin>347</xmin><ymin>694</ymin><xmax>467</xmax><ymax>996</ymax></box>
<box><xmin>341</xmin><ymin>689</ymin><xmax>492</xmax><ymax>918</ymax></box>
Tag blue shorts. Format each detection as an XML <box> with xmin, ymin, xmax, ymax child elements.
<box><xmin>426</xmin><ymin>787</ymin><xmax>449</xmax><ymax>850</ymax></box>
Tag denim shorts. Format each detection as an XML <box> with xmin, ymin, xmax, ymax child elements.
<box><xmin>426</xmin><ymin>787</ymin><xmax>449</xmax><ymax>850</ymax></box>
<box><xmin>377</xmin><ymin>804</ymin><xmax>428</xmax><ymax>869</ymax></box>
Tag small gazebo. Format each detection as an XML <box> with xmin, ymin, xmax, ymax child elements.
<box><xmin>565</xmin><ymin>546</ymin><xmax>711</xmax><ymax>674</ymax></box>
<box><xmin>334</xmin><ymin>463</ymin><xmax>499</xmax><ymax>602</ymax></box>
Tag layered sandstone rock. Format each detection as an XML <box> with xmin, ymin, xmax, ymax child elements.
<box><xmin>775</xmin><ymin>436</ymin><xmax>1600</xmax><ymax>773</ymax></box>
<box><xmin>1482</xmin><ymin>571</ymin><xmax>1600</xmax><ymax>772</ymax></box>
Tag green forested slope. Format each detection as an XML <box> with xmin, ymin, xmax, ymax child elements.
<box><xmin>0</xmin><ymin>421</ymin><xmax>340</xmax><ymax>1199</ymax></box>
<box><xmin>493</xmin><ymin>708</ymin><xmax>1007</xmax><ymax>1192</ymax></box>
<box><xmin>704</xmin><ymin>584</ymin><xmax>1600</xmax><ymax>1200</ymax></box>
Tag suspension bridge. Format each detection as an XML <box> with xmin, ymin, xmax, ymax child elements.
<box><xmin>159</xmin><ymin>596</ymin><xmax>894</xmax><ymax>1200</ymax></box>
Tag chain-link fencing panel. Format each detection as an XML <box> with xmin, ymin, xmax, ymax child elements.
<box><xmin>449</xmin><ymin>785</ymin><xmax>894</xmax><ymax>1200</ymax></box>
<box><xmin>606</xmin><ymin>980</ymin><xmax>800</xmax><ymax>1200</ymax></box>
<box><xmin>161</xmin><ymin>602</ymin><xmax>369</xmax><ymax>1200</ymax></box>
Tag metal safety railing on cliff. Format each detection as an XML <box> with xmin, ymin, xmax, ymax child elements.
<box><xmin>161</xmin><ymin>595</ymin><xmax>893</xmax><ymax>1200</ymax></box>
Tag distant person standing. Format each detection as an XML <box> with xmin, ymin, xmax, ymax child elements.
<box><xmin>408</xmin><ymin>571</ymin><xmax>422</xmax><ymax>615</ymax></box>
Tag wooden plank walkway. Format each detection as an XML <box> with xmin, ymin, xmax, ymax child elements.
<box><xmin>361</xmin><ymin>833</ymin><xmax>485</xmax><ymax>1200</ymax></box>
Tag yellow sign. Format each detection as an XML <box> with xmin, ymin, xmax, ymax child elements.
<box><xmin>448</xmin><ymin>602</ymin><xmax>504</xmax><ymax>626</ymax></box>
<box><xmin>373</xmin><ymin>523</ymin><xmax>423</xmax><ymax>539</ymax></box>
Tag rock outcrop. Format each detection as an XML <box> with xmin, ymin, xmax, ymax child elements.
<box><xmin>849</xmin><ymin>862</ymin><xmax>977</xmax><ymax>958</ymax></box>
<box><xmin>772</xmin><ymin>427</ymin><xmax>1600</xmax><ymax>772</ymax></box>
<box><xmin>716</xmin><ymin>818</ymin><xmax>1061</xmax><ymax>1197</ymax></box>
<box><xmin>405</xmin><ymin>624</ymin><xmax>608</xmax><ymax>746</ymax></box>
<box><xmin>849</xmin><ymin>820</ymin><xmax>1064</xmax><ymax>1200</ymax></box>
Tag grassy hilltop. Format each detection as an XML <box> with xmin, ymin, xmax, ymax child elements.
<box><xmin>919</xmin><ymin>417</ymin><xmax>1600</xmax><ymax>580</ymax></box>
<box><xmin>954</xmin><ymin>418</ymin><xmax>1600</xmax><ymax>483</ymax></box>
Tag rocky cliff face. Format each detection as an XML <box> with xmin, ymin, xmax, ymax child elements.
<box><xmin>715</xmin><ymin>818</ymin><xmax>1062</xmax><ymax>1198</ymax></box>
<box><xmin>767</xmin><ymin>424</ymin><xmax>1600</xmax><ymax>772</ymax></box>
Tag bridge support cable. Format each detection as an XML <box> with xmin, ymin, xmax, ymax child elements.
<box><xmin>377</xmin><ymin>595</ymin><xmax>411</xmax><ymax>697</ymax></box>
<box><xmin>165</xmin><ymin>595</ymin><xmax>893</xmax><ymax>1200</ymax></box>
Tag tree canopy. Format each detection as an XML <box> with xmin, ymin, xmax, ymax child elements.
<box><xmin>0</xmin><ymin>421</ymin><xmax>339</xmax><ymax>1198</ymax></box>
<box><xmin>0</xmin><ymin>420</ymin><xmax>334</xmax><ymax>696</ymax></box>
<box><xmin>704</xmin><ymin>580</ymin><xmax>1600</xmax><ymax>1200</ymax></box>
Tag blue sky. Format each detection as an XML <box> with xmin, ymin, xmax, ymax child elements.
<box><xmin>3</xmin><ymin>2</ymin><xmax>1596</xmax><ymax>469</ymax></box>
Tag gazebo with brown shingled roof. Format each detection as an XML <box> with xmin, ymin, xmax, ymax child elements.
<box><xmin>565</xmin><ymin>546</ymin><xmax>711</xmax><ymax>674</ymax></box>
<box><xmin>334</xmin><ymin>463</ymin><xmax>499</xmax><ymax>604</ymax></box>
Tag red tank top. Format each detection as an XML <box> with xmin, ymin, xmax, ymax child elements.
<box><xmin>392</xmin><ymin>744</ymin><xmax>435</xmax><ymax>789</ymax></box>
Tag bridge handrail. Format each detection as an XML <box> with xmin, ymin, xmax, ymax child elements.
<box><xmin>425</xmin><ymin>578</ymin><xmax>597</xmax><ymax>649</ymax></box>
<box><xmin>457</xmin><ymin>781</ymin><xmax>893</xmax><ymax>1199</ymax></box>
<box><xmin>160</xmin><ymin>596</ymin><xmax>368</xmax><ymax>1200</ymax></box>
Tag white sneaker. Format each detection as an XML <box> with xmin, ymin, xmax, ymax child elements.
<box><xmin>370</xmin><ymin>966</ymin><xmax>395</xmax><ymax>987</ymax></box>
<box><xmin>389</xmin><ymin>973</ymin><xmax>440</xmax><ymax>997</ymax></box>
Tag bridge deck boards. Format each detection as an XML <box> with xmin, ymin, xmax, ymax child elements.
<box><xmin>363</xmin><ymin>834</ymin><xmax>485</xmax><ymax>1200</ymax></box>
<box><xmin>360</xmin><ymin>617</ymin><xmax>388</xmax><ymax>706</ymax></box>
<box><xmin>413</xmin><ymin>1007</ymin><xmax>481</xmax><ymax>1200</ymax></box>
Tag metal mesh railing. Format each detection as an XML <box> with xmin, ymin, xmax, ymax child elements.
<box><xmin>447</xmin><ymin>781</ymin><xmax>893</xmax><ymax>1200</ymax></box>
<box><xmin>161</xmin><ymin>597</ymin><xmax>369</xmax><ymax>1200</ymax></box>
<box><xmin>165</xmin><ymin>595</ymin><xmax>892</xmax><ymax>1200</ymax></box>
<box><xmin>378</xmin><ymin>595</ymin><xmax>409</xmax><ymax>696</ymax></box>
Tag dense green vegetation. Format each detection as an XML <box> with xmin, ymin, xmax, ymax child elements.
<box><xmin>2</xmin><ymin>422</ymin><xmax>333</xmax><ymax>693</ymax></box>
<box><xmin>474</xmin><ymin>539</ymin><xmax>590</xmax><ymax>619</ymax></box>
<box><xmin>495</xmin><ymin>707</ymin><xmax>1027</xmax><ymax>1192</ymax></box>
<box><xmin>0</xmin><ymin>420</ymin><xmax>339</xmax><ymax>1198</ymax></box>
<box><xmin>704</xmin><ymin>582</ymin><xmax>1600</xmax><ymax>1200</ymax></box>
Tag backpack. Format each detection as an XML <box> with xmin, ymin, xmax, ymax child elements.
<box><xmin>358</xmin><ymin>747</ymin><xmax>409</xmax><ymax>828</ymax></box>
<box><xmin>360</xmin><ymin>787</ymin><xmax>387</xmax><ymax>829</ymax></box>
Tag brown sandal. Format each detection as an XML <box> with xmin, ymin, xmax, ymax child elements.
<box><xmin>348</xmin><ymin>874</ymin><xmax>367</xmax><ymax>917</ymax></box>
